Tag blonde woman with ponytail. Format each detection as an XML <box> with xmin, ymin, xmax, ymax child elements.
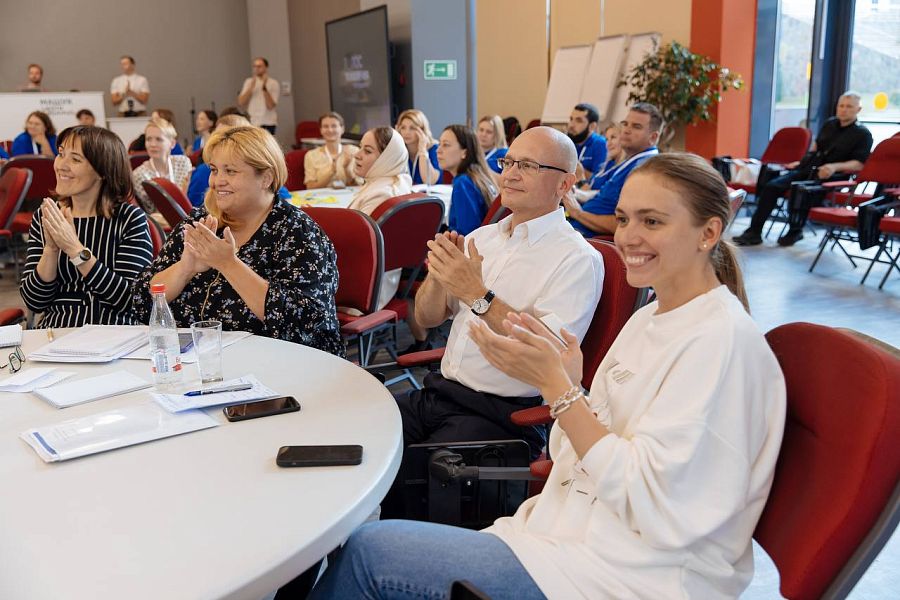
<box><xmin>317</xmin><ymin>153</ymin><xmax>786</xmax><ymax>599</ymax></box>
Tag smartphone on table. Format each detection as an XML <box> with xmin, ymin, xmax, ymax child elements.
<box><xmin>223</xmin><ymin>396</ymin><xmax>300</xmax><ymax>422</ymax></box>
<box><xmin>276</xmin><ymin>445</ymin><xmax>363</xmax><ymax>467</ymax></box>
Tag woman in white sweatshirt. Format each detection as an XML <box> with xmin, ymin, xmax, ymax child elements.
<box><xmin>309</xmin><ymin>153</ymin><xmax>787</xmax><ymax>600</ymax></box>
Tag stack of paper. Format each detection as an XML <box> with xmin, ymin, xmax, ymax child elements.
<box><xmin>0</xmin><ymin>367</ymin><xmax>75</xmax><ymax>393</ymax></box>
<box><xmin>21</xmin><ymin>403</ymin><xmax>218</xmax><ymax>462</ymax></box>
<box><xmin>0</xmin><ymin>324</ymin><xmax>23</xmax><ymax>348</ymax></box>
<box><xmin>34</xmin><ymin>371</ymin><xmax>152</xmax><ymax>408</ymax></box>
<box><xmin>30</xmin><ymin>326</ymin><xmax>147</xmax><ymax>363</ymax></box>
<box><xmin>152</xmin><ymin>375</ymin><xmax>278</xmax><ymax>412</ymax></box>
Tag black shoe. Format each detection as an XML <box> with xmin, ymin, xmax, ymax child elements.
<box><xmin>732</xmin><ymin>230</ymin><xmax>762</xmax><ymax>246</ymax></box>
<box><xmin>777</xmin><ymin>229</ymin><xmax>804</xmax><ymax>247</ymax></box>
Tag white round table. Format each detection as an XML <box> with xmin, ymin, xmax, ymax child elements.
<box><xmin>0</xmin><ymin>331</ymin><xmax>402</xmax><ymax>600</ymax></box>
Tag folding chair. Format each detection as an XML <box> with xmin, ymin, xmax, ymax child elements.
<box><xmin>302</xmin><ymin>207</ymin><xmax>397</xmax><ymax>366</ymax></box>
<box><xmin>808</xmin><ymin>138</ymin><xmax>900</xmax><ymax>274</ymax></box>
<box><xmin>142</xmin><ymin>178</ymin><xmax>191</xmax><ymax>228</ymax></box>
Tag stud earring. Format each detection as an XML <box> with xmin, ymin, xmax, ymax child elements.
<box><xmin>702</xmin><ymin>243</ymin><xmax>708</xmax><ymax>250</ymax></box>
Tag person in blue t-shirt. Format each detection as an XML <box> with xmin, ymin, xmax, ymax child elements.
<box><xmin>396</xmin><ymin>109</ymin><xmax>441</xmax><ymax>185</ymax></box>
<box><xmin>477</xmin><ymin>115</ymin><xmax>508</xmax><ymax>174</ymax></box>
<box><xmin>438</xmin><ymin>125</ymin><xmax>497</xmax><ymax>236</ymax></box>
<box><xmin>567</xmin><ymin>103</ymin><xmax>606</xmax><ymax>180</ymax></box>
<box><xmin>565</xmin><ymin>103</ymin><xmax>663</xmax><ymax>237</ymax></box>
<box><xmin>12</xmin><ymin>111</ymin><xmax>57</xmax><ymax>157</ymax></box>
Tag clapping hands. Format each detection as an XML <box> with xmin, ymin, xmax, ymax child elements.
<box><xmin>40</xmin><ymin>198</ymin><xmax>80</xmax><ymax>257</ymax></box>
<box><xmin>181</xmin><ymin>216</ymin><xmax>237</xmax><ymax>273</ymax></box>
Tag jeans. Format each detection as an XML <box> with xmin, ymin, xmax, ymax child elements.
<box><xmin>747</xmin><ymin>170</ymin><xmax>804</xmax><ymax>233</ymax></box>
<box><xmin>308</xmin><ymin>520</ymin><xmax>546</xmax><ymax>600</ymax></box>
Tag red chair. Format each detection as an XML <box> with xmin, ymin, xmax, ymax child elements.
<box><xmin>503</xmin><ymin>117</ymin><xmax>522</xmax><ymax>146</ymax></box>
<box><xmin>866</xmin><ymin>211</ymin><xmax>900</xmax><ymax>290</ymax></box>
<box><xmin>510</xmin><ymin>240</ymin><xmax>651</xmax><ymax>490</ymax></box>
<box><xmin>481</xmin><ymin>194</ymin><xmax>509</xmax><ymax>226</ymax></box>
<box><xmin>0</xmin><ymin>308</ymin><xmax>25</xmax><ymax>326</ymax></box>
<box><xmin>285</xmin><ymin>149</ymin><xmax>308</xmax><ymax>191</ymax></box>
<box><xmin>370</xmin><ymin>193</ymin><xmax>445</xmax><ymax>386</ymax></box>
<box><xmin>302</xmin><ymin>207</ymin><xmax>398</xmax><ymax>365</ymax></box>
<box><xmin>0</xmin><ymin>167</ymin><xmax>32</xmax><ymax>276</ymax></box>
<box><xmin>729</xmin><ymin>127</ymin><xmax>812</xmax><ymax>196</ymax></box>
<box><xmin>1</xmin><ymin>155</ymin><xmax>56</xmax><ymax>234</ymax></box>
<box><xmin>754</xmin><ymin>324</ymin><xmax>900</xmax><ymax>599</ymax></box>
<box><xmin>441</xmin><ymin>170</ymin><xmax>454</xmax><ymax>184</ymax></box>
<box><xmin>142</xmin><ymin>178</ymin><xmax>191</xmax><ymax>228</ymax></box>
<box><xmin>808</xmin><ymin>137</ymin><xmax>900</xmax><ymax>274</ymax></box>
<box><xmin>129</xmin><ymin>153</ymin><xmax>150</xmax><ymax>170</ymax></box>
<box><xmin>525</xmin><ymin>119</ymin><xmax>541</xmax><ymax>130</ymax></box>
<box><xmin>1</xmin><ymin>140</ymin><xmax>13</xmax><ymax>155</ymax></box>
<box><xmin>293</xmin><ymin>121</ymin><xmax>321</xmax><ymax>148</ymax></box>
<box><xmin>189</xmin><ymin>148</ymin><xmax>203</xmax><ymax>167</ymax></box>
<box><xmin>146</xmin><ymin>216</ymin><xmax>166</xmax><ymax>259</ymax></box>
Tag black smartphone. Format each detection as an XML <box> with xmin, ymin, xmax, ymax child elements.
<box><xmin>178</xmin><ymin>332</ymin><xmax>194</xmax><ymax>353</ymax></box>
<box><xmin>276</xmin><ymin>445</ymin><xmax>363</xmax><ymax>468</ymax></box>
<box><xmin>223</xmin><ymin>396</ymin><xmax>300</xmax><ymax>422</ymax></box>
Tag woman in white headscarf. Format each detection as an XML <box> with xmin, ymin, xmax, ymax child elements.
<box><xmin>348</xmin><ymin>127</ymin><xmax>413</xmax><ymax>215</ymax></box>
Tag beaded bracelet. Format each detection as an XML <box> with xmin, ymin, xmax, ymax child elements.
<box><xmin>549</xmin><ymin>385</ymin><xmax>586</xmax><ymax>419</ymax></box>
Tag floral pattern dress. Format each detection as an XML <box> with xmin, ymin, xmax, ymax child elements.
<box><xmin>131</xmin><ymin>197</ymin><xmax>343</xmax><ymax>356</ymax></box>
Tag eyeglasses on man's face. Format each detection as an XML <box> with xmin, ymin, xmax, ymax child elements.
<box><xmin>497</xmin><ymin>157</ymin><xmax>568</xmax><ymax>176</ymax></box>
<box><xmin>1</xmin><ymin>346</ymin><xmax>24</xmax><ymax>374</ymax></box>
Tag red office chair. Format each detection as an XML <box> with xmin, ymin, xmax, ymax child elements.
<box><xmin>755</xmin><ymin>323</ymin><xmax>900</xmax><ymax>599</ymax></box>
<box><xmin>510</xmin><ymin>240</ymin><xmax>651</xmax><ymax>493</ymax></box>
<box><xmin>285</xmin><ymin>149</ymin><xmax>308</xmax><ymax>191</ymax></box>
<box><xmin>142</xmin><ymin>178</ymin><xmax>191</xmax><ymax>228</ymax></box>
<box><xmin>1</xmin><ymin>155</ymin><xmax>56</xmax><ymax>235</ymax></box>
<box><xmin>293</xmin><ymin>121</ymin><xmax>321</xmax><ymax>148</ymax></box>
<box><xmin>129</xmin><ymin>153</ymin><xmax>150</xmax><ymax>170</ymax></box>
<box><xmin>370</xmin><ymin>193</ymin><xmax>445</xmax><ymax>386</ymax></box>
<box><xmin>808</xmin><ymin>137</ymin><xmax>900</xmax><ymax>274</ymax></box>
<box><xmin>0</xmin><ymin>167</ymin><xmax>32</xmax><ymax>276</ymax></box>
<box><xmin>302</xmin><ymin>207</ymin><xmax>398</xmax><ymax>365</ymax></box>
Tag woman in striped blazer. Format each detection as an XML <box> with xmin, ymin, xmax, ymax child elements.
<box><xmin>20</xmin><ymin>126</ymin><xmax>153</xmax><ymax>328</ymax></box>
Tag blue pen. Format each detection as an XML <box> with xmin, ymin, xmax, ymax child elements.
<box><xmin>184</xmin><ymin>383</ymin><xmax>253</xmax><ymax>397</ymax></box>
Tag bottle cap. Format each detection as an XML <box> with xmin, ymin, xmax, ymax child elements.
<box><xmin>150</xmin><ymin>283</ymin><xmax>166</xmax><ymax>294</ymax></box>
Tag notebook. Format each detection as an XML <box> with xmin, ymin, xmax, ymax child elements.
<box><xmin>0</xmin><ymin>324</ymin><xmax>23</xmax><ymax>348</ymax></box>
<box><xmin>30</xmin><ymin>326</ymin><xmax>148</xmax><ymax>363</ymax></box>
<box><xmin>34</xmin><ymin>371</ymin><xmax>152</xmax><ymax>408</ymax></box>
<box><xmin>21</xmin><ymin>403</ymin><xmax>218</xmax><ymax>462</ymax></box>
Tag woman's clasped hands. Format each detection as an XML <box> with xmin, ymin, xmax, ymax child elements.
<box><xmin>40</xmin><ymin>198</ymin><xmax>81</xmax><ymax>257</ymax></box>
<box><xmin>181</xmin><ymin>216</ymin><xmax>238</xmax><ymax>274</ymax></box>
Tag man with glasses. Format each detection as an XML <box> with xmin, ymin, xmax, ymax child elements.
<box><xmin>384</xmin><ymin>127</ymin><xmax>604</xmax><ymax>518</ymax></box>
<box><xmin>564</xmin><ymin>102</ymin><xmax>662</xmax><ymax>236</ymax></box>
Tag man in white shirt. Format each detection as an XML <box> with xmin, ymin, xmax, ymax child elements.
<box><xmin>237</xmin><ymin>57</ymin><xmax>280</xmax><ymax>134</ymax></box>
<box><xmin>395</xmin><ymin>126</ymin><xmax>605</xmax><ymax>463</ymax></box>
<box><xmin>110</xmin><ymin>55</ymin><xmax>150</xmax><ymax>117</ymax></box>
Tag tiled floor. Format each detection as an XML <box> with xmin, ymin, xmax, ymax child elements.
<box><xmin>2</xmin><ymin>215</ymin><xmax>898</xmax><ymax>598</ymax></box>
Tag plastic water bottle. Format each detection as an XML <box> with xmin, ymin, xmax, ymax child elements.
<box><xmin>148</xmin><ymin>283</ymin><xmax>182</xmax><ymax>388</ymax></box>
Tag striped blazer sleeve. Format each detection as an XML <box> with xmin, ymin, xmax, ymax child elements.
<box><xmin>81</xmin><ymin>205</ymin><xmax>153</xmax><ymax>312</ymax></box>
<box><xmin>19</xmin><ymin>210</ymin><xmax>60</xmax><ymax>313</ymax></box>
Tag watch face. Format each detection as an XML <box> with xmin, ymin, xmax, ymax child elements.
<box><xmin>472</xmin><ymin>298</ymin><xmax>490</xmax><ymax>315</ymax></box>
<box><xmin>79</xmin><ymin>249</ymin><xmax>91</xmax><ymax>260</ymax></box>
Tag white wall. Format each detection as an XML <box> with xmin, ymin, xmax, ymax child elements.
<box><xmin>246</xmin><ymin>0</ymin><xmax>296</xmax><ymax>147</ymax></box>
<box><xmin>0</xmin><ymin>0</ymin><xmax>251</xmax><ymax>150</ymax></box>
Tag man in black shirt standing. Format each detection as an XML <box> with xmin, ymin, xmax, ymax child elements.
<box><xmin>733</xmin><ymin>92</ymin><xmax>873</xmax><ymax>247</ymax></box>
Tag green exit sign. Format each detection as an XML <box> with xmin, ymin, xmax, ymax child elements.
<box><xmin>424</xmin><ymin>60</ymin><xmax>457</xmax><ymax>80</ymax></box>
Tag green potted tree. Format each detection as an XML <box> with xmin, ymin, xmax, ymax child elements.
<box><xmin>619</xmin><ymin>41</ymin><xmax>743</xmax><ymax>147</ymax></box>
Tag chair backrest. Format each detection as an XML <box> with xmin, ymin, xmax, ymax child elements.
<box><xmin>503</xmin><ymin>117</ymin><xmax>522</xmax><ymax>146</ymax></box>
<box><xmin>189</xmin><ymin>148</ymin><xmax>203</xmax><ymax>166</ymax></box>
<box><xmin>294</xmin><ymin>121</ymin><xmax>320</xmax><ymax>145</ymax></box>
<box><xmin>372</xmin><ymin>193</ymin><xmax>444</xmax><ymax>272</ymax></box>
<box><xmin>129</xmin><ymin>153</ymin><xmax>150</xmax><ymax>170</ymax></box>
<box><xmin>302</xmin><ymin>207</ymin><xmax>383</xmax><ymax>314</ymax></box>
<box><xmin>525</xmin><ymin>119</ymin><xmax>541</xmax><ymax>130</ymax></box>
<box><xmin>142</xmin><ymin>179</ymin><xmax>189</xmax><ymax>227</ymax></box>
<box><xmin>285</xmin><ymin>149</ymin><xmax>308</xmax><ymax>191</ymax></box>
<box><xmin>855</xmin><ymin>137</ymin><xmax>900</xmax><ymax>185</ymax></box>
<box><xmin>146</xmin><ymin>216</ymin><xmax>166</xmax><ymax>259</ymax></box>
<box><xmin>441</xmin><ymin>170</ymin><xmax>454</xmax><ymax>184</ymax></box>
<box><xmin>760</xmin><ymin>127</ymin><xmax>812</xmax><ymax>165</ymax></box>
<box><xmin>755</xmin><ymin>323</ymin><xmax>900</xmax><ymax>600</ymax></box>
<box><xmin>1</xmin><ymin>140</ymin><xmax>12</xmax><ymax>154</ymax></box>
<box><xmin>0</xmin><ymin>167</ymin><xmax>32</xmax><ymax>230</ymax></box>
<box><xmin>1</xmin><ymin>155</ymin><xmax>55</xmax><ymax>202</ymax></box>
<box><xmin>481</xmin><ymin>194</ymin><xmax>510</xmax><ymax>226</ymax></box>
<box><xmin>580</xmin><ymin>240</ymin><xmax>650</xmax><ymax>387</ymax></box>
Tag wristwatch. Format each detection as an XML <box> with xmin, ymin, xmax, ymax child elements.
<box><xmin>69</xmin><ymin>248</ymin><xmax>92</xmax><ymax>267</ymax></box>
<box><xmin>471</xmin><ymin>290</ymin><xmax>495</xmax><ymax>316</ymax></box>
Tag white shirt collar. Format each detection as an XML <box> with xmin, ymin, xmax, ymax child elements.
<box><xmin>497</xmin><ymin>207</ymin><xmax>567</xmax><ymax>246</ymax></box>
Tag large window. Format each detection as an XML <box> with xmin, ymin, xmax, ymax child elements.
<box><xmin>849</xmin><ymin>0</ymin><xmax>900</xmax><ymax>145</ymax></box>
<box><xmin>771</xmin><ymin>0</ymin><xmax>817</xmax><ymax>136</ymax></box>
